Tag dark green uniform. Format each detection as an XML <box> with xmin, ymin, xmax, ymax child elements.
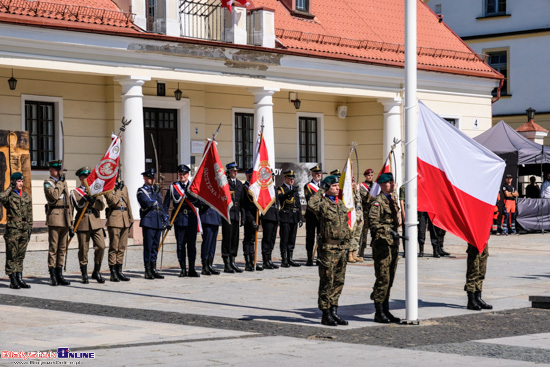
<box><xmin>308</xmin><ymin>188</ymin><xmax>351</xmax><ymax>310</ymax></box>
<box><xmin>465</xmin><ymin>243</ymin><xmax>489</xmax><ymax>293</ymax></box>
<box><xmin>0</xmin><ymin>186</ymin><xmax>32</xmax><ymax>275</ymax></box>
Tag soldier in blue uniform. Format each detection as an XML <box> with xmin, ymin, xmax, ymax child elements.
<box><xmin>260</xmin><ymin>170</ymin><xmax>279</xmax><ymax>269</ymax></box>
<box><xmin>199</xmin><ymin>204</ymin><xmax>221</xmax><ymax>275</ymax></box>
<box><xmin>303</xmin><ymin>165</ymin><xmax>323</xmax><ymax>266</ymax></box>
<box><xmin>163</xmin><ymin>164</ymin><xmax>200</xmax><ymax>277</ymax></box>
<box><xmin>242</xmin><ymin>168</ymin><xmax>262</xmax><ymax>271</ymax></box>
<box><xmin>137</xmin><ymin>168</ymin><xmax>168</xmax><ymax>280</ymax></box>
<box><xmin>221</xmin><ymin>162</ymin><xmax>244</xmax><ymax>273</ymax></box>
<box><xmin>278</xmin><ymin>169</ymin><xmax>303</xmax><ymax>267</ymax></box>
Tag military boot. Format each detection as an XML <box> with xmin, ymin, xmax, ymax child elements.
<box><xmin>188</xmin><ymin>263</ymin><xmax>200</xmax><ymax>278</ymax></box>
<box><xmin>432</xmin><ymin>245</ymin><xmax>440</xmax><ymax>258</ymax></box>
<box><xmin>15</xmin><ymin>272</ymin><xmax>30</xmax><ymax>289</ymax></box>
<box><xmin>288</xmin><ymin>250</ymin><xmax>301</xmax><ymax>267</ymax></box>
<box><xmin>144</xmin><ymin>263</ymin><xmax>154</xmax><ymax>279</ymax></box>
<box><xmin>116</xmin><ymin>264</ymin><xmax>130</xmax><ymax>281</ymax></box>
<box><xmin>179</xmin><ymin>262</ymin><xmax>187</xmax><ymax>277</ymax></box>
<box><xmin>223</xmin><ymin>257</ymin><xmax>235</xmax><ymax>273</ymax></box>
<box><xmin>280</xmin><ymin>252</ymin><xmax>290</xmax><ymax>268</ymax></box>
<box><xmin>262</xmin><ymin>254</ymin><xmax>274</xmax><ymax>269</ymax></box>
<box><xmin>151</xmin><ymin>262</ymin><xmax>164</xmax><ymax>279</ymax></box>
<box><xmin>467</xmin><ymin>291</ymin><xmax>482</xmax><ymax>311</ymax></box>
<box><xmin>357</xmin><ymin>244</ymin><xmax>366</xmax><ymax>258</ymax></box>
<box><xmin>439</xmin><ymin>245</ymin><xmax>451</xmax><ymax>257</ymax></box>
<box><xmin>474</xmin><ymin>291</ymin><xmax>493</xmax><ymax>310</ymax></box>
<box><xmin>383</xmin><ymin>299</ymin><xmax>401</xmax><ymax>323</ymax></box>
<box><xmin>353</xmin><ymin>250</ymin><xmax>364</xmax><ymax>263</ymax></box>
<box><xmin>49</xmin><ymin>268</ymin><xmax>58</xmax><ymax>286</ymax></box>
<box><xmin>201</xmin><ymin>260</ymin><xmax>212</xmax><ymax>276</ymax></box>
<box><xmin>230</xmin><ymin>256</ymin><xmax>243</xmax><ymax>273</ymax></box>
<box><xmin>9</xmin><ymin>273</ymin><xmax>20</xmax><ymax>289</ymax></box>
<box><xmin>347</xmin><ymin>250</ymin><xmax>356</xmax><ymax>263</ymax></box>
<box><xmin>306</xmin><ymin>251</ymin><xmax>314</xmax><ymax>266</ymax></box>
<box><xmin>208</xmin><ymin>259</ymin><xmax>220</xmax><ymax>275</ymax></box>
<box><xmin>55</xmin><ymin>267</ymin><xmax>71</xmax><ymax>286</ymax></box>
<box><xmin>330</xmin><ymin>306</ymin><xmax>348</xmax><ymax>325</ymax></box>
<box><xmin>419</xmin><ymin>243</ymin><xmax>424</xmax><ymax>257</ymax></box>
<box><xmin>91</xmin><ymin>263</ymin><xmax>105</xmax><ymax>283</ymax></box>
<box><xmin>255</xmin><ymin>257</ymin><xmax>263</xmax><ymax>271</ymax></box>
<box><xmin>268</xmin><ymin>253</ymin><xmax>279</xmax><ymax>269</ymax></box>
<box><xmin>80</xmin><ymin>265</ymin><xmax>89</xmax><ymax>284</ymax></box>
<box><xmin>374</xmin><ymin>302</ymin><xmax>390</xmax><ymax>323</ymax></box>
<box><xmin>321</xmin><ymin>309</ymin><xmax>337</xmax><ymax>326</ymax></box>
<box><xmin>109</xmin><ymin>265</ymin><xmax>120</xmax><ymax>282</ymax></box>
<box><xmin>244</xmin><ymin>255</ymin><xmax>254</xmax><ymax>272</ymax></box>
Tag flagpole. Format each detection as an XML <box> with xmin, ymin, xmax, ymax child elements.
<box><xmin>404</xmin><ymin>0</ymin><xmax>419</xmax><ymax>323</ymax></box>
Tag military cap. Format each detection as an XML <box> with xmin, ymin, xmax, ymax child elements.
<box><xmin>283</xmin><ymin>169</ymin><xmax>295</xmax><ymax>178</ymax></box>
<box><xmin>364</xmin><ymin>168</ymin><xmax>374</xmax><ymax>175</ymax></box>
<box><xmin>245</xmin><ymin>167</ymin><xmax>254</xmax><ymax>175</ymax></box>
<box><xmin>178</xmin><ymin>164</ymin><xmax>191</xmax><ymax>173</ymax></box>
<box><xmin>141</xmin><ymin>168</ymin><xmax>156</xmax><ymax>178</ymax></box>
<box><xmin>377</xmin><ymin>172</ymin><xmax>394</xmax><ymax>183</ymax></box>
<box><xmin>47</xmin><ymin>160</ymin><xmax>63</xmax><ymax>169</ymax></box>
<box><xmin>310</xmin><ymin>165</ymin><xmax>323</xmax><ymax>173</ymax></box>
<box><xmin>10</xmin><ymin>172</ymin><xmax>23</xmax><ymax>181</ymax></box>
<box><xmin>322</xmin><ymin>175</ymin><xmax>339</xmax><ymax>187</ymax></box>
<box><xmin>505</xmin><ymin>174</ymin><xmax>513</xmax><ymax>178</ymax></box>
<box><xmin>226</xmin><ymin>162</ymin><xmax>238</xmax><ymax>171</ymax></box>
<box><xmin>330</xmin><ymin>169</ymin><xmax>341</xmax><ymax>177</ymax></box>
<box><xmin>75</xmin><ymin>166</ymin><xmax>91</xmax><ymax>177</ymax></box>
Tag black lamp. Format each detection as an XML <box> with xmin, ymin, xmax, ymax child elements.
<box><xmin>8</xmin><ymin>69</ymin><xmax>17</xmax><ymax>91</ymax></box>
<box><xmin>526</xmin><ymin>107</ymin><xmax>536</xmax><ymax>121</ymax></box>
<box><xmin>174</xmin><ymin>83</ymin><xmax>182</xmax><ymax>101</ymax></box>
<box><xmin>293</xmin><ymin>98</ymin><xmax>301</xmax><ymax>109</ymax></box>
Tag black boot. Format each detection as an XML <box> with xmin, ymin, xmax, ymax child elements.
<box><xmin>268</xmin><ymin>253</ymin><xmax>279</xmax><ymax>269</ymax></box>
<box><xmin>306</xmin><ymin>251</ymin><xmax>314</xmax><ymax>266</ymax></box>
<box><xmin>91</xmin><ymin>263</ymin><xmax>105</xmax><ymax>284</ymax></box>
<box><xmin>179</xmin><ymin>264</ymin><xmax>187</xmax><ymax>277</ymax></box>
<box><xmin>439</xmin><ymin>245</ymin><xmax>450</xmax><ymax>257</ymax></box>
<box><xmin>419</xmin><ymin>243</ymin><xmax>424</xmax><ymax>257</ymax></box>
<box><xmin>467</xmin><ymin>291</ymin><xmax>482</xmax><ymax>310</ymax></box>
<box><xmin>280</xmin><ymin>252</ymin><xmax>290</xmax><ymax>268</ymax></box>
<box><xmin>150</xmin><ymin>262</ymin><xmax>164</xmax><ymax>279</ymax></box>
<box><xmin>432</xmin><ymin>245</ymin><xmax>440</xmax><ymax>258</ymax></box>
<box><xmin>321</xmin><ymin>309</ymin><xmax>337</xmax><ymax>326</ymax></box>
<box><xmin>80</xmin><ymin>265</ymin><xmax>89</xmax><ymax>284</ymax></box>
<box><xmin>201</xmin><ymin>260</ymin><xmax>212</xmax><ymax>275</ymax></box>
<box><xmin>374</xmin><ymin>302</ymin><xmax>390</xmax><ymax>323</ymax></box>
<box><xmin>383</xmin><ymin>299</ymin><xmax>401</xmax><ymax>323</ymax></box>
<box><xmin>208</xmin><ymin>259</ymin><xmax>220</xmax><ymax>275</ymax></box>
<box><xmin>109</xmin><ymin>265</ymin><xmax>120</xmax><ymax>282</ymax></box>
<box><xmin>116</xmin><ymin>264</ymin><xmax>130</xmax><ymax>281</ymax></box>
<box><xmin>244</xmin><ymin>255</ymin><xmax>254</xmax><ymax>272</ymax></box>
<box><xmin>188</xmin><ymin>263</ymin><xmax>200</xmax><ymax>277</ymax></box>
<box><xmin>475</xmin><ymin>291</ymin><xmax>493</xmax><ymax>310</ymax></box>
<box><xmin>262</xmin><ymin>254</ymin><xmax>274</xmax><ymax>269</ymax></box>
<box><xmin>56</xmin><ymin>267</ymin><xmax>71</xmax><ymax>286</ymax></box>
<box><xmin>288</xmin><ymin>250</ymin><xmax>301</xmax><ymax>267</ymax></box>
<box><xmin>9</xmin><ymin>273</ymin><xmax>20</xmax><ymax>289</ymax></box>
<box><xmin>144</xmin><ymin>262</ymin><xmax>154</xmax><ymax>279</ymax></box>
<box><xmin>230</xmin><ymin>256</ymin><xmax>243</xmax><ymax>273</ymax></box>
<box><xmin>255</xmin><ymin>256</ymin><xmax>263</xmax><ymax>271</ymax></box>
<box><xmin>15</xmin><ymin>272</ymin><xmax>30</xmax><ymax>289</ymax></box>
<box><xmin>223</xmin><ymin>257</ymin><xmax>235</xmax><ymax>273</ymax></box>
<box><xmin>49</xmin><ymin>268</ymin><xmax>58</xmax><ymax>286</ymax></box>
<box><xmin>330</xmin><ymin>306</ymin><xmax>348</xmax><ymax>325</ymax></box>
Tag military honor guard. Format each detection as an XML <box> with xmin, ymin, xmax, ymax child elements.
<box><xmin>71</xmin><ymin>167</ymin><xmax>107</xmax><ymax>284</ymax></box>
<box><xmin>368</xmin><ymin>172</ymin><xmax>401</xmax><ymax>323</ymax></box>
<box><xmin>163</xmin><ymin>164</ymin><xmax>200</xmax><ymax>277</ymax></box>
<box><xmin>303</xmin><ymin>165</ymin><xmax>323</xmax><ymax>266</ymax></box>
<box><xmin>260</xmin><ymin>170</ymin><xmax>279</xmax><ymax>270</ymax></box>
<box><xmin>348</xmin><ymin>177</ymin><xmax>364</xmax><ymax>263</ymax></box>
<box><xmin>221</xmin><ymin>162</ymin><xmax>244</xmax><ymax>273</ymax></box>
<box><xmin>137</xmin><ymin>168</ymin><xmax>169</xmax><ymax>279</ymax></box>
<box><xmin>199</xmin><ymin>205</ymin><xmax>221</xmax><ymax>275</ymax></box>
<box><xmin>105</xmin><ymin>175</ymin><xmax>134</xmax><ymax>282</ymax></box>
<box><xmin>465</xmin><ymin>243</ymin><xmax>492</xmax><ymax>311</ymax></box>
<box><xmin>1</xmin><ymin>172</ymin><xmax>33</xmax><ymax>289</ymax></box>
<box><xmin>242</xmin><ymin>168</ymin><xmax>262</xmax><ymax>271</ymax></box>
<box><xmin>358</xmin><ymin>168</ymin><xmax>374</xmax><ymax>258</ymax></box>
<box><xmin>277</xmin><ymin>169</ymin><xmax>303</xmax><ymax>267</ymax></box>
<box><xmin>308</xmin><ymin>175</ymin><xmax>351</xmax><ymax>326</ymax></box>
<box><xmin>43</xmin><ymin>160</ymin><xmax>72</xmax><ymax>286</ymax></box>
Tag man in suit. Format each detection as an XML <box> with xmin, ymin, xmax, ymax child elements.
<box><xmin>221</xmin><ymin>162</ymin><xmax>244</xmax><ymax>273</ymax></box>
<box><xmin>303</xmin><ymin>165</ymin><xmax>323</xmax><ymax>266</ymax></box>
<box><xmin>278</xmin><ymin>170</ymin><xmax>303</xmax><ymax>267</ymax></box>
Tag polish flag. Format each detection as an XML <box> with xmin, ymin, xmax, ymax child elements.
<box><xmin>370</xmin><ymin>155</ymin><xmax>392</xmax><ymax>197</ymax></box>
<box><xmin>248</xmin><ymin>131</ymin><xmax>276</xmax><ymax>215</ymax></box>
<box><xmin>85</xmin><ymin>134</ymin><xmax>120</xmax><ymax>196</ymax></box>
<box><xmin>417</xmin><ymin>102</ymin><xmax>505</xmax><ymax>252</ymax></box>
<box><xmin>338</xmin><ymin>157</ymin><xmax>356</xmax><ymax>229</ymax></box>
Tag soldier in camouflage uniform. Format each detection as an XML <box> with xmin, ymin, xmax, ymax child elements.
<box><xmin>368</xmin><ymin>172</ymin><xmax>401</xmax><ymax>324</ymax></box>
<box><xmin>465</xmin><ymin>243</ymin><xmax>492</xmax><ymax>311</ymax></box>
<box><xmin>0</xmin><ymin>172</ymin><xmax>32</xmax><ymax>289</ymax></box>
<box><xmin>308</xmin><ymin>175</ymin><xmax>352</xmax><ymax>326</ymax></box>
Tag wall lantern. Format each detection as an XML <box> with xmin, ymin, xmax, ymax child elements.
<box><xmin>8</xmin><ymin>69</ymin><xmax>17</xmax><ymax>91</ymax></box>
<box><xmin>174</xmin><ymin>83</ymin><xmax>183</xmax><ymax>101</ymax></box>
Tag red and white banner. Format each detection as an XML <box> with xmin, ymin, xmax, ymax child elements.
<box><xmin>248</xmin><ymin>131</ymin><xmax>276</xmax><ymax>215</ymax></box>
<box><xmin>173</xmin><ymin>183</ymin><xmax>203</xmax><ymax>234</ymax></box>
<box><xmin>220</xmin><ymin>0</ymin><xmax>249</xmax><ymax>13</ymax></box>
<box><xmin>187</xmin><ymin>139</ymin><xmax>233</xmax><ymax>223</ymax></box>
<box><xmin>85</xmin><ymin>134</ymin><xmax>120</xmax><ymax>196</ymax></box>
<box><xmin>338</xmin><ymin>157</ymin><xmax>356</xmax><ymax>230</ymax></box>
<box><xmin>417</xmin><ymin>102</ymin><xmax>505</xmax><ymax>252</ymax></box>
<box><xmin>370</xmin><ymin>155</ymin><xmax>392</xmax><ymax>197</ymax></box>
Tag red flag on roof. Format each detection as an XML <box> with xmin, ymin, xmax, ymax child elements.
<box><xmin>85</xmin><ymin>134</ymin><xmax>120</xmax><ymax>196</ymax></box>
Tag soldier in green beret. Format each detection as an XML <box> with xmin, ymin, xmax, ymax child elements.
<box><xmin>368</xmin><ymin>172</ymin><xmax>401</xmax><ymax>323</ymax></box>
<box><xmin>0</xmin><ymin>172</ymin><xmax>33</xmax><ymax>289</ymax></box>
<box><xmin>308</xmin><ymin>175</ymin><xmax>352</xmax><ymax>326</ymax></box>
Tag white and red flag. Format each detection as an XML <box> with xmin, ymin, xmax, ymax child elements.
<box><xmin>417</xmin><ymin>102</ymin><xmax>505</xmax><ymax>252</ymax></box>
<box><xmin>338</xmin><ymin>157</ymin><xmax>356</xmax><ymax>230</ymax></box>
<box><xmin>370</xmin><ymin>154</ymin><xmax>392</xmax><ymax>197</ymax></box>
<box><xmin>248</xmin><ymin>131</ymin><xmax>276</xmax><ymax>215</ymax></box>
<box><xmin>220</xmin><ymin>0</ymin><xmax>249</xmax><ymax>13</ymax></box>
<box><xmin>187</xmin><ymin>139</ymin><xmax>233</xmax><ymax>223</ymax></box>
<box><xmin>85</xmin><ymin>134</ymin><xmax>120</xmax><ymax>196</ymax></box>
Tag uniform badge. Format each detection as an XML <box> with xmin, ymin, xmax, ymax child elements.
<box><xmin>374</xmin><ymin>202</ymin><xmax>379</xmax><ymax>206</ymax></box>
<box><xmin>44</xmin><ymin>182</ymin><xmax>51</xmax><ymax>189</ymax></box>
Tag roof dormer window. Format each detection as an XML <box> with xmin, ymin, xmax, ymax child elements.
<box><xmin>296</xmin><ymin>0</ymin><xmax>308</xmax><ymax>12</ymax></box>
<box><xmin>279</xmin><ymin>0</ymin><xmax>314</xmax><ymax>19</ymax></box>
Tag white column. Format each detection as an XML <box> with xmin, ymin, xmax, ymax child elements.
<box><xmin>378</xmin><ymin>97</ymin><xmax>403</xmax><ymax>185</ymax></box>
<box><xmin>114</xmin><ymin>76</ymin><xmax>151</xmax><ymax>220</ymax></box>
<box><xmin>248</xmin><ymin>87</ymin><xmax>279</xmax><ymax>168</ymax></box>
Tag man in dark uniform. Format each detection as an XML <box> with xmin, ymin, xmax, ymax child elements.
<box><xmin>43</xmin><ymin>160</ymin><xmax>72</xmax><ymax>286</ymax></box>
<box><xmin>199</xmin><ymin>205</ymin><xmax>221</xmax><ymax>276</ymax></box>
<box><xmin>369</xmin><ymin>172</ymin><xmax>401</xmax><ymax>324</ymax></box>
<box><xmin>278</xmin><ymin>169</ymin><xmax>303</xmax><ymax>267</ymax></box>
<box><xmin>303</xmin><ymin>165</ymin><xmax>323</xmax><ymax>266</ymax></box>
<box><xmin>242</xmin><ymin>168</ymin><xmax>262</xmax><ymax>271</ymax></box>
<box><xmin>163</xmin><ymin>164</ymin><xmax>200</xmax><ymax>277</ymax></box>
<box><xmin>137</xmin><ymin>168</ymin><xmax>168</xmax><ymax>279</ymax></box>
<box><xmin>260</xmin><ymin>170</ymin><xmax>279</xmax><ymax>269</ymax></box>
<box><xmin>0</xmin><ymin>172</ymin><xmax>32</xmax><ymax>289</ymax></box>
<box><xmin>358</xmin><ymin>169</ymin><xmax>374</xmax><ymax>258</ymax></box>
<box><xmin>330</xmin><ymin>169</ymin><xmax>341</xmax><ymax>178</ymax></box>
<box><xmin>221</xmin><ymin>162</ymin><xmax>244</xmax><ymax>273</ymax></box>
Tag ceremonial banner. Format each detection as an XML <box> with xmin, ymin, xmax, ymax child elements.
<box><xmin>339</xmin><ymin>157</ymin><xmax>356</xmax><ymax>229</ymax></box>
<box><xmin>248</xmin><ymin>131</ymin><xmax>276</xmax><ymax>215</ymax></box>
<box><xmin>370</xmin><ymin>154</ymin><xmax>392</xmax><ymax>198</ymax></box>
<box><xmin>85</xmin><ymin>134</ymin><xmax>120</xmax><ymax>196</ymax></box>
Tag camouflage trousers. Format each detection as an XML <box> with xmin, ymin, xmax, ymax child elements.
<box><xmin>4</xmin><ymin>228</ymin><xmax>29</xmax><ymax>275</ymax></box>
<box><xmin>317</xmin><ymin>243</ymin><xmax>348</xmax><ymax>310</ymax></box>
<box><xmin>464</xmin><ymin>244</ymin><xmax>489</xmax><ymax>293</ymax></box>
<box><xmin>349</xmin><ymin>216</ymin><xmax>364</xmax><ymax>252</ymax></box>
<box><xmin>108</xmin><ymin>227</ymin><xmax>130</xmax><ymax>266</ymax></box>
<box><xmin>370</xmin><ymin>239</ymin><xmax>399</xmax><ymax>303</ymax></box>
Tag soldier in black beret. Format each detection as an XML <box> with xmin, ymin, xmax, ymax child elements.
<box><xmin>277</xmin><ymin>170</ymin><xmax>303</xmax><ymax>267</ymax></box>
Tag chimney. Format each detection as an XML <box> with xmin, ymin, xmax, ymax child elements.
<box><xmin>224</xmin><ymin>6</ymin><xmax>248</xmax><ymax>45</ymax></box>
<box><xmin>249</xmin><ymin>8</ymin><xmax>275</xmax><ymax>48</ymax></box>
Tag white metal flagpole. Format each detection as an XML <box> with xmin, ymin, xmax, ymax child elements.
<box><xmin>404</xmin><ymin>0</ymin><xmax>419</xmax><ymax>323</ymax></box>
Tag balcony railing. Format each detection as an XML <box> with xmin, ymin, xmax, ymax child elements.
<box><xmin>179</xmin><ymin>0</ymin><xmax>226</xmax><ymax>41</ymax></box>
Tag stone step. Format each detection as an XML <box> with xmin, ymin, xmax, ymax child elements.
<box><xmin>529</xmin><ymin>296</ymin><xmax>550</xmax><ymax>309</ymax></box>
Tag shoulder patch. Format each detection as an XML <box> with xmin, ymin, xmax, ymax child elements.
<box><xmin>44</xmin><ymin>182</ymin><xmax>51</xmax><ymax>189</ymax></box>
<box><xmin>373</xmin><ymin>202</ymin><xmax>379</xmax><ymax>206</ymax></box>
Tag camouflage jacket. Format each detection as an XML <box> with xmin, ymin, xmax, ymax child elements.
<box><xmin>368</xmin><ymin>192</ymin><xmax>399</xmax><ymax>244</ymax></box>
<box><xmin>0</xmin><ymin>187</ymin><xmax>32</xmax><ymax>230</ymax></box>
<box><xmin>307</xmin><ymin>189</ymin><xmax>351</xmax><ymax>246</ymax></box>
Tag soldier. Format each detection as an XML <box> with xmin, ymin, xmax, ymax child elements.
<box><xmin>368</xmin><ymin>172</ymin><xmax>401</xmax><ymax>324</ymax></box>
<box><xmin>71</xmin><ymin>167</ymin><xmax>106</xmax><ymax>284</ymax></box>
<box><xmin>465</xmin><ymin>243</ymin><xmax>492</xmax><ymax>311</ymax></box>
<box><xmin>163</xmin><ymin>164</ymin><xmax>200</xmax><ymax>277</ymax></box>
<box><xmin>0</xmin><ymin>172</ymin><xmax>32</xmax><ymax>289</ymax></box>
<box><xmin>348</xmin><ymin>177</ymin><xmax>364</xmax><ymax>263</ymax></box>
<box><xmin>137</xmin><ymin>168</ymin><xmax>168</xmax><ymax>280</ymax></box>
<box><xmin>308</xmin><ymin>175</ymin><xmax>352</xmax><ymax>326</ymax></box>
<box><xmin>303</xmin><ymin>165</ymin><xmax>323</xmax><ymax>266</ymax></box>
<box><xmin>330</xmin><ymin>169</ymin><xmax>341</xmax><ymax>178</ymax></box>
<box><xmin>358</xmin><ymin>169</ymin><xmax>374</xmax><ymax>258</ymax></box>
<box><xmin>105</xmin><ymin>174</ymin><xmax>134</xmax><ymax>282</ymax></box>
<box><xmin>260</xmin><ymin>171</ymin><xmax>279</xmax><ymax>270</ymax></box>
<box><xmin>199</xmin><ymin>204</ymin><xmax>221</xmax><ymax>276</ymax></box>
<box><xmin>43</xmin><ymin>160</ymin><xmax>72</xmax><ymax>286</ymax></box>
<box><xmin>278</xmin><ymin>170</ymin><xmax>303</xmax><ymax>267</ymax></box>
<box><xmin>221</xmin><ymin>162</ymin><xmax>244</xmax><ymax>273</ymax></box>
<box><xmin>242</xmin><ymin>168</ymin><xmax>262</xmax><ymax>271</ymax></box>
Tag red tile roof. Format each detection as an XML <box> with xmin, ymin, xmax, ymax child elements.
<box><xmin>516</xmin><ymin>121</ymin><xmax>549</xmax><ymax>133</ymax></box>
